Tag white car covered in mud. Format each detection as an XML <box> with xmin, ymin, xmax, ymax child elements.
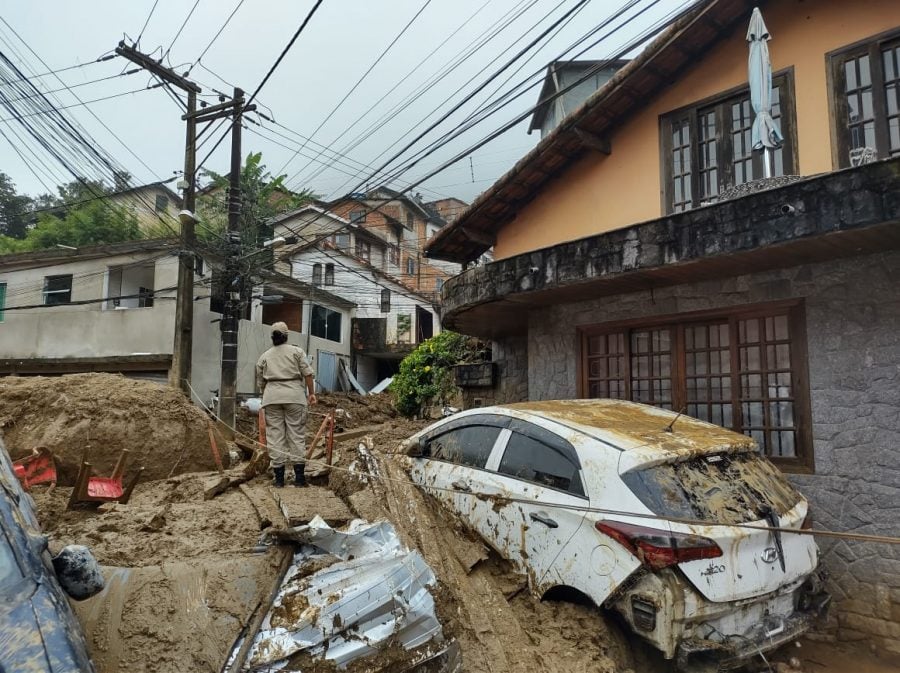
<box><xmin>405</xmin><ymin>400</ymin><xmax>829</xmax><ymax>670</ymax></box>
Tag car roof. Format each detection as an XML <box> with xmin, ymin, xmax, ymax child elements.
<box><xmin>496</xmin><ymin>399</ymin><xmax>755</xmax><ymax>455</ymax></box>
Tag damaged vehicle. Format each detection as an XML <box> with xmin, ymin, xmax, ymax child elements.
<box><xmin>0</xmin><ymin>437</ymin><xmax>104</xmax><ymax>672</ymax></box>
<box><xmin>406</xmin><ymin>399</ymin><xmax>830</xmax><ymax>670</ymax></box>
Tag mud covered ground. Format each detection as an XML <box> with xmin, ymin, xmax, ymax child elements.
<box><xmin>20</xmin><ymin>384</ymin><xmax>899</xmax><ymax>673</ymax></box>
<box><xmin>0</xmin><ymin>374</ymin><xmax>225</xmax><ymax>482</ymax></box>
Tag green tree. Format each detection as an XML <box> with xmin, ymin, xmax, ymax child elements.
<box><xmin>0</xmin><ymin>199</ymin><xmax>140</xmax><ymax>253</ymax></box>
<box><xmin>0</xmin><ymin>173</ymin><xmax>33</xmax><ymax>239</ymax></box>
<box><xmin>195</xmin><ymin>151</ymin><xmax>317</xmax><ymax>248</ymax></box>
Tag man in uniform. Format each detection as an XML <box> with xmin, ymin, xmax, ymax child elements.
<box><xmin>255</xmin><ymin>322</ymin><xmax>317</xmax><ymax>487</ymax></box>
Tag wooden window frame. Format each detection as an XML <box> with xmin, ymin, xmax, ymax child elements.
<box><xmin>660</xmin><ymin>68</ymin><xmax>798</xmax><ymax>215</ymax></box>
<box><xmin>576</xmin><ymin>300</ymin><xmax>814</xmax><ymax>473</ymax></box>
<box><xmin>827</xmin><ymin>28</ymin><xmax>900</xmax><ymax>168</ymax></box>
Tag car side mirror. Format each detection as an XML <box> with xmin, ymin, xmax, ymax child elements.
<box><xmin>52</xmin><ymin>545</ymin><xmax>105</xmax><ymax>600</ymax></box>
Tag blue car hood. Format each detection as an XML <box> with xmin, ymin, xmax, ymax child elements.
<box><xmin>0</xmin><ymin>583</ymin><xmax>90</xmax><ymax>673</ymax></box>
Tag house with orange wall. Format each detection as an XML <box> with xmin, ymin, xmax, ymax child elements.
<box><xmin>425</xmin><ymin>0</ymin><xmax>900</xmax><ymax>653</ymax></box>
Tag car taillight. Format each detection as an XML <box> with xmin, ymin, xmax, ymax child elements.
<box><xmin>595</xmin><ymin>520</ymin><xmax>722</xmax><ymax>570</ymax></box>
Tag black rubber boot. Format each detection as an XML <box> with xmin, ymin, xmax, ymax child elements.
<box><xmin>293</xmin><ymin>463</ymin><xmax>306</xmax><ymax>487</ymax></box>
<box><xmin>273</xmin><ymin>466</ymin><xmax>285</xmax><ymax>488</ymax></box>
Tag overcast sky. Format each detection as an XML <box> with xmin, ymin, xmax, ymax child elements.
<box><xmin>1</xmin><ymin>0</ymin><xmax>691</xmax><ymax>206</ymax></box>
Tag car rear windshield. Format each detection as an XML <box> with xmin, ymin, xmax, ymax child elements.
<box><xmin>622</xmin><ymin>451</ymin><xmax>801</xmax><ymax>525</ymax></box>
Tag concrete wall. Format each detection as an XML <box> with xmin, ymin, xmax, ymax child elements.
<box><xmin>0</xmin><ymin>252</ymin><xmax>179</xmax><ymax>358</ymax></box>
<box><xmin>491</xmin><ymin>250</ymin><xmax>900</xmax><ymax>651</ymax></box>
<box><xmin>494</xmin><ymin>0</ymin><xmax>900</xmax><ymax>259</ymax></box>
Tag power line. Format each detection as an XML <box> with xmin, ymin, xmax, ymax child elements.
<box><xmin>192</xmin><ymin>0</ymin><xmax>326</xmax><ymax>177</ymax></box>
<box><xmin>189</xmin><ymin>0</ymin><xmax>247</xmax><ymax>71</ymax></box>
<box><xmin>0</xmin><ymin>85</ymin><xmax>161</xmax><ymax>123</ymax></box>
<box><xmin>291</xmin><ymin>0</ymin><xmax>542</xmax><ymax>191</ymax></box>
<box><xmin>0</xmin><ymin>55</ymin><xmax>115</xmax><ymax>87</ymax></box>
<box><xmin>5</xmin><ymin>67</ymin><xmax>141</xmax><ymax>104</ymax></box>
<box><xmin>164</xmin><ymin>0</ymin><xmax>203</xmax><ymax>60</ymax></box>
<box><xmin>136</xmin><ymin>0</ymin><xmax>161</xmax><ymax>46</ymax></box>
<box><xmin>275</xmin><ymin>0</ymin><xmax>435</xmax><ymax>177</ymax></box>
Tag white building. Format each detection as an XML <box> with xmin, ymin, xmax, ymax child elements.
<box><xmin>272</xmin><ymin>206</ymin><xmax>441</xmax><ymax>391</ymax></box>
<box><xmin>0</xmin><ymin>239</ymin><xmax>354</xmax><ymax>399</ymax></box>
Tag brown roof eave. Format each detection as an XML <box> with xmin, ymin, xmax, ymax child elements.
<box><xmin>425</xmin><ymin>0</ymin><xmax>753</xmax><ymax>263</ymax></box>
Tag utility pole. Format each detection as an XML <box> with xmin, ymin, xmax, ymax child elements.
<box><xmin>218</xmin><ymin>87</ymin><xmax>246</xmax><ymax>432</ymax></box>
<box><xmin>115</xmin><ymin>42</ymin><xmax>201</xmax><ymax>396</ymax></box>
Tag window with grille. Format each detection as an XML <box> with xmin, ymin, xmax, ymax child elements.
<box><xmin>154</xmin><ymin>194</ymin><xmax>168</xmax><ymax>212</ymax></box>
<box><xmin>334</xmin><ymin>232</ymin><xmax>351</xmax><ymax>251</ymax></box>
<box><xmin>380</xmin><ymin>289</ymin><xmax>391</xmax><ymax>313</ymax></box>
<box><xmin>311</xmin><ymin>263</ymin><xmax>322</xmax><ymax>286</ymax></box>
<box><xmin>349</xmin><ymin>209</ymin><xmax>366</xmax><ymax>223</ymax></box>
<box><xmin>579</xmin><ymin>301</ymin><xmax>812</xmax><ymax>470</ymax></box>
<box><xmin>660</xmin><ymin>72</ymin><xmax>796</xmax><ymax>214</ymax></box>
<box><xmin>324</xmin><ymin>263</ymin><xmax>334</xmax><ymax>286</ymax></box>
<box><xmin>829</xmin><ymin>30</ymin><xmax>900</xmax><ymax>166</ymax></box>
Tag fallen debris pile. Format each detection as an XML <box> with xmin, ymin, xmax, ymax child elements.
<box><xmin>243</xmin><ymin>517</ymin><xmax>449</xmax><ymax>671</ymax></box>
<box><xmin>0</xmin><ymin>374</ymin><xmax>224</xmax><ymax>482</ymax></box>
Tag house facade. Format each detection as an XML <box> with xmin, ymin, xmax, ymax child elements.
<box><xmin>272</xmin><ymin>206</ymin><xmax>441</xmax><ymax>390</ymax></box>
<box><xmin>107</xmin><ymin>182</ymin><xmax>183</xmax><ymax>235</ymax></box>
<box><xmin>426</xmin><ymin>0</ymin><xmax>900</xmax><ymax>653</ymax></box>
<box><xmin>328</xmin><ymin>187</ymin><xmax>460</xmax><ymax>299</ymax></box>
<box><xmin>0</xmin><ymin>239</ymin><xmax>354</xmax><ymax>399</ymax></box>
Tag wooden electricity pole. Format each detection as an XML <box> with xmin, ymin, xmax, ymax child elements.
<box><xmin>115</xmin><ymin>42</ymin><xmax>201</xmax><ymax>396</ymax></box>
<box><xmin>218</xmin><ymin>88</ymin><xmax>246</xmax><ymax>432</ymax></box>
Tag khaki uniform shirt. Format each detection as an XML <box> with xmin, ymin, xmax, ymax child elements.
<box><xmin>255</xmin><ymin>344</ymin><xmax>315</xmax><ymax>407</ymax></box>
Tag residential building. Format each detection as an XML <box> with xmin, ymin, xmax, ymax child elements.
<box><xmin>329</xmin><ymin>187</ymin><xmax>460</xmax><ymax>299</ymax></box>
<box><xmin>272</xmin><ymin>206</ymin><xmax>441</xmax><ymax>390</ymax></box>
<box><xmin>425</xmin><ymin>197</ymin><xmax>469</xmax><ymax>224</ymax></box>
<box><xmin>0</xmin><ymin>239</ymin><xmax>354</xmax><ymax>397</ymax></box>
<box><xmin>425</xmin><ymin>0</ymin><xmax>900</xmax><ymax>653</ymax></box>
<box><xmin>106</xmin><ymin>182</ymin><xmax>183</xmax><ymax>234</ymax></box>
<box><xmin>528</xmin><ymin>59</ymin><xmax>629</xmax><ymax>138</ymax></box>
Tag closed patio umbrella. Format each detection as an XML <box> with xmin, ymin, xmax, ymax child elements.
<box><xmin>747</xmin><ymin>7</ymin><xmax>783</xmax><ymax>178</ymax></box>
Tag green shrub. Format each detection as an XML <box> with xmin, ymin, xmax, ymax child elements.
<box><xmin>390</xmin><ymin>331</ymin><xmax>469</xmax><ymax>417</ymax></box>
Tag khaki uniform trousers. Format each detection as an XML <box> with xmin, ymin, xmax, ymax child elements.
<box><xmin>265</xmin><ymin>403</ymin><xmax>308</xmax><ymax>467</ymax></box>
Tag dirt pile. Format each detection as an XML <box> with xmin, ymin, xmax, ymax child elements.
<box><xmin>0</xmin><ymin>374</ymin><xmax>224</xmax><ymax>482</ymax></box>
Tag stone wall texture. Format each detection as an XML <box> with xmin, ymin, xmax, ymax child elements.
<box><xmin>493</xmin><ymin>249</ymin><xmax>900</xmax><ymax>652</ymax></box>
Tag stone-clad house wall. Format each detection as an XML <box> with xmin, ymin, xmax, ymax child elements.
<box><xmin>489</xmin><ymin>249</ymin><xmax>900</xmax><ymax>651</ymax></box>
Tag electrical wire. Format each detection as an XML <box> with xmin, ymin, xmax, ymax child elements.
<box><xmin>191</xmin><ymin>0</ymin><xmax>326</xmax><ymax>179</ymax></box>
<box><xmin>164</xmin><ymin>0</ymin><xmax>202</xmax><ymax>60</ymax></box>
<box><xmin>189</xmin><ymin>0</ymin><xmax>247</xmax><ymax>72</ymax></box>
<box><xmin>5</xmin><ymin>67</ymin><xmax>141</xmax><ymax>103</ymax></box>
<box><xmin>274</xmin><ymin>0</ymin><xmax>435</xmax><ymax>177</ymax></box>
<box><xmin>136</xmin><ymin>0</ymin><xmax>161</xmax><ymax>46</ymax></box>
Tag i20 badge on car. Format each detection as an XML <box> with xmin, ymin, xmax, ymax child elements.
<box><xmin>761</xmin><ymin>547</ymin><xmax>780</xmax><ymax>564</ymax></box>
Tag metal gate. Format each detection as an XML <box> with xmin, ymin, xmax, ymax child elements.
<box><xmin>317</xmin><ymin>351</ymin><xmax>337</xmax><ymax>392</ymax></box>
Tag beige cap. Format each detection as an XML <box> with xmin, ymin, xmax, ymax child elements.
<box><xmin>271</xmin><ymin>321</ymin><xmax>289</xmax><ymax>335</ymax></box>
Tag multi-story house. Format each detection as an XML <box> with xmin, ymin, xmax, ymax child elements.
<box><xmin>271</xmin><ymin>205</ymin><xmax>441</xmax><ymax>390</ymax></box>
<box><xmin>328</xmin><ymin>187</ymin><xmax>461</xmax><ymax>299</ymax></box>
<box><xmin>425</xmin><ymin>0</ymin><xmax>900</xmax><ymax>654</ymax></box>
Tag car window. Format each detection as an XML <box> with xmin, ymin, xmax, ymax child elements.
<box><xmin>426</xmin><ymin>425</ymin><xmax>501</xmax><ymax>469</ymax></box>
<box><xmin>498</xmin><ymin>432</ymin><xmax>585</xmax><ymax>496</ymax></box>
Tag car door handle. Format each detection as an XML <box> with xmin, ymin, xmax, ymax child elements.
<box><xmin>529</xmin><ymin>511</ymin><xmax>558</xmax><ymax>528</ymax></box>
<box><xmin>451</xmin><ymin>480</ymin><xmax>471</xmax><ymax>492</ymax></box>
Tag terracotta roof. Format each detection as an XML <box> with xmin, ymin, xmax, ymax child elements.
<box><xmin>424</xmin><ymin>0</ymin><xmax>755</xmax><ymax>264</ymax></box>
